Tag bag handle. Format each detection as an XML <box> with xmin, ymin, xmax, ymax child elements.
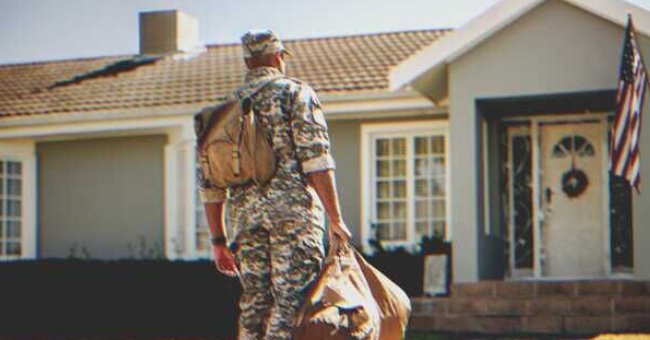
<box><xmin>325</xmin><ymin>236</ymin><xmax>352</xmax><ymax>265</ymax></box>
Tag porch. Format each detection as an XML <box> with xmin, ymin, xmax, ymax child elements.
<box><xmin>410</xmin><ymin>280</ymin><xmax>650</xmax><ymax>335</ymax></box>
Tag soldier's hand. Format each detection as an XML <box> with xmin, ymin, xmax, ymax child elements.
<box><xmin>212</xmin><ymin>244</ymin><xmax>239</xmax><ymax>277</ymax></box>
<box><xmin>328</xmin><ymin>220</ymin><xmax>352</xmax><ymax>244</ymax></box>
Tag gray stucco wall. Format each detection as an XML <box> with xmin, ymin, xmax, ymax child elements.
<box><xmin>328</xmin><ymin>120</ymin><xmax>362</xmax><ymax>243</ymax></box>
<box><xmin>36</xmin><ymin>134</ymin><xmax>167</xmax><ymax>259</ymax></box>
<box><xmin>633</xmin><ymin>67</ymin><xmax>650</xmax><ymax>279</ymax></box>
<box><xmin>327</xmin><ymin>115</ymin><xmax>447</xmax><ymax>248</ymax></box>
<box><xmin>447</xmin><ymin>0</ymin><xmax>650</xmax><ymax>281</ymax></box>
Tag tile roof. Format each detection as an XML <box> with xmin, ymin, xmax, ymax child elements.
<box><xmin>0</xmin><ymin>29</ymin><xmax>450</xmax><ymax>119</ymax></box>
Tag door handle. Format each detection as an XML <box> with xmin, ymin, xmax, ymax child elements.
<box><xmin>545</xmin><ymin>187</ymin><xmax>553</xmax><ymax>205</ymax></box>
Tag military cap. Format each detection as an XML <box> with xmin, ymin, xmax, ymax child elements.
<box><xmin>241</xmin><ymin>29</ymin><xmax>292</xmax><ymax>58</ymax></box>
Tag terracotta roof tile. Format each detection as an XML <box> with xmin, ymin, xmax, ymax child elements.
<box><xmin>0</xmin><ymin>29</ymin><xmax>450</xmax><ymax>118</ymax></box>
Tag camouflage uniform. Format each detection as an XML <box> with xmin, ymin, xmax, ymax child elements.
<box><xmin>197</xmin><ymin>31</ymin><xmax>335</xmax><ymax>340</ymax></box>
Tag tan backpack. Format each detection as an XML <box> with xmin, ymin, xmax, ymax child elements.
<box><xmin>194</xmin><ymin>78</ymin><xmax>282</xmax><ymax>189</ymax></box>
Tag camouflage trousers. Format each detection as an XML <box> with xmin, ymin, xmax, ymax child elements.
<box><xmin>232</xmin><ymin>219</ymin><xmax>325</xmax><ymax>340</ymax></box>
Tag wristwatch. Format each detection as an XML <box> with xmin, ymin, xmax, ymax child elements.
<box><xmin>210</xmin><ymin>235</ymin><xmax>227</xmax><ymax>246</ymax></box>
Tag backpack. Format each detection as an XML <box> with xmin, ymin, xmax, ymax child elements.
<box><xmin>194</xmin><ymin>77</ymin><xmax>282</xmax><ymax>189</ymax></box>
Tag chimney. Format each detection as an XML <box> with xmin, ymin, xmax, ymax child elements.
<box><xmin>139</xmin><ymin>10</ymin><xmax>201</xmax><ymax>55</ymax></box>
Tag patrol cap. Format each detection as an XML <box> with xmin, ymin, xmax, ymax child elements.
<box><xmin>241</xmin><ymin>29</ymin><xmax>293</xmax><ymax>58</ymax></box>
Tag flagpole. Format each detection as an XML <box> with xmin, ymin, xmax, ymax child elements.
<box><xmin>629</xmin><ymin>14</ymin><xmax>650</xmax><ymax>89</ymax></box>
<box><xmin>631</xmin><ymin>15</ymin><xmax>646</xmax><ymax>194</ymax></box>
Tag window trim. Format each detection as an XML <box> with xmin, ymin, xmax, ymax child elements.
<box><xmin>0</xmin><ymin>141</ymin><xmax>37</xmax><ymax>261</ymax></box>
<box><xmin>360</xmin><ymin>120</ymin><xmax>451</xmax><ymax>253</ymax></box>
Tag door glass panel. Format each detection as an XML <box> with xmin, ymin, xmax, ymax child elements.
<box><xmin>610</xmin><ymin>136</ymin><xmax>633</xmax><ymax>272</ymax></box>
<box><xmin>552</xmin><ymin>135</ymin><xmax>595</xmax><ymax>158</ymax></box>
<box><xmin>511</xmin><ymin>135</ymin><xmax>534</xmax><ymax>269</ymax></box>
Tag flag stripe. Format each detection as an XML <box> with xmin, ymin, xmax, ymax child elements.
<box><xmin>610</xmin><ymin>16</ymin><xmax>648</xmax><ymax>194</ymax></box>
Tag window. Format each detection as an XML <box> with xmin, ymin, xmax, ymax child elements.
<box><xmin>552</xmin><ymin>135</ymin><xmax>595</xmax><ymax>158</ymax></box>
<box><xmin>194</xmin><ymin>169</ymin><xmax>234</xmax><ymax>257</ymax></box>
<box><xmin>362</xmin><ymin>122</ymin><xmax>449</xmax><ymax>249</ymax></box>
<box><xmin>0</xmin><ymin>160</ymin><xmax>23</xmax><ymax>258</ymax></box>
<box><xmin>195</xmin><ymin>189</ymin><xmax>211</xmax><ymax>254</ymax></box>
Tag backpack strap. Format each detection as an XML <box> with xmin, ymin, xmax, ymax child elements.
<box><xmin>235</xmin><ymin>76</ymin><xmax>287</xmax><ymax>182</ymax></box>
<box><xmin>285</xmin><ymin>78</ymin><xmax>305</xmax><ymax>176</ymax></box>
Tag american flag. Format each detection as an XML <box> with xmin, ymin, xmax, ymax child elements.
<box><xmin>610</xmin><ymin>15</ymin><xmax>649</xmax><ymax>193</ymax></box>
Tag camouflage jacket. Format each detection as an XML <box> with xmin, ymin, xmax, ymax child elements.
<box><xmin>197</xmin><ymin>66</ymin><xmax>336</xmax><ymax>228</ymax></box>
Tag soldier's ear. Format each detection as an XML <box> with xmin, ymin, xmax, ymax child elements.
<box><xmin>244</xmin><ymin>57</ymin><xmax>255</xmax><ymax>69</ymax></box>
<box><xmin>271</xmin><ymin>52</ymin><xmax>282</xmax><ymax>65</ymax></box>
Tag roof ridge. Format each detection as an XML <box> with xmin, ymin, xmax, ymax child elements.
<box><xmin>0</xmin><ymin>53</ymin><xmax>134</xmax><ymax>69</ymax></box>
<box><xmin>204</xmin><ymin>27</ymin><xmax>453</xmax><ymax>49</ymax></box>
<box><xmin>1</xmin><ymin>28</ymin><xmax>453</xmax><ymax>67</ymax></box>
<box><xmin>285</xmin><ymin>28</ymin><xmax>453</xmax><ymax>43</ymax></box>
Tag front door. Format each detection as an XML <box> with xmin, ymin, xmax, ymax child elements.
<box><xmin>539</xmin><ymin>121</ymin><xmax>605</xmax><ymax>277</ymax></box>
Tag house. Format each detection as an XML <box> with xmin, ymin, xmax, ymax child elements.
<box><xmin>0</xmin><ymin>10</ymin><xmax>449</xmax><ymax>261</ymax></box>
<box><xmin>392</xmin><ymin>0</ymin><xmax>650</xmax><ymax>333</ymax></box>
<box><xmin>1</xmin><ymin>0</ymin><xmax>649</xmax><ymax>286</ymax></box>
<box><xmin>391</xmin><ymin>0</ymin><xmax>650</xmax><ymax>283</ymax></box>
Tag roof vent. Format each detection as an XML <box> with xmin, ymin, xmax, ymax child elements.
<box><xmin>139</xmin><ymin>10</ymin><xmax>202</xmax><ymax>55</ymax></box>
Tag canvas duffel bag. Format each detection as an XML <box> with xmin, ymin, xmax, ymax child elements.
<box><xmin>293</xmin><ymin>241</ymin><xmax>381</xmax><ymax>340</ymax></box>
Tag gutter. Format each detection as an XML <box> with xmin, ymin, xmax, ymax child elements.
<box><xmin>0</xmin><ymin>89</ymin><xmax>444</xmax><ymax>128</ymax></box>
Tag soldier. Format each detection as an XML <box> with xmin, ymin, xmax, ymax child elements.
<box><xmin>197</xmin><ymin>30</ymin><xmax>352</xmax><ymax>340</ymax></box>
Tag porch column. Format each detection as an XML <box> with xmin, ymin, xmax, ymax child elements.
<box><xmin>163</xmin><ymin>123</ymin><xmax>197</xmax><ymax>260</ymax></box>
<box><xmin>633</xmin><ymin>103</ymin><xmax>650</xmax><ymax>280</ymax></box>
<box><xmin>448</xmin><ymin>106</ymin><xmax>480</xmax><ymax>282</ymax></box>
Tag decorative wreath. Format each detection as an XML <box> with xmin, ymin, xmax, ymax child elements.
<box><xmin>561</xmin><ymin>168</ymin><xmax>589</xmax><ymax>198</ymax></box>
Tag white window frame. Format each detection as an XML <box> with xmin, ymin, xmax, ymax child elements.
<box><xmin>361</xmin><ymin>120</ymin><xmax>451</xmax><ymax>253</ymax></box>
<box><xmin>193</xmin><ymin>172</ymin><xmax>237</xmax><ymax>259</ymax></box>
<box><xmin>194</xmin><ymin>188</ymin><xmax>211</xmax><ymax>258</ymax></box>
<box><xmin>0</xmin><ymin>141</ymin><xmax>37</xmax><ymax>261</ymax></box>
